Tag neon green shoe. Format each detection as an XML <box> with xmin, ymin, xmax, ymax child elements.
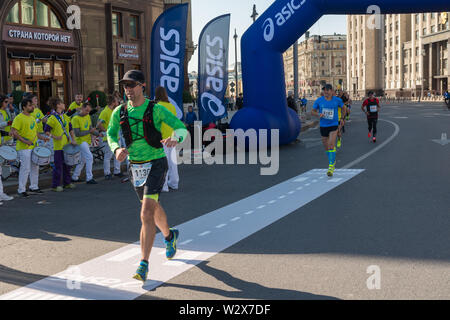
<box><xmin>327</xmin><ymin>165</ymin><xmax>335</xmax><ymax>177</ymax></box>
<box><xmin>337</xmin><ymin>138</ymin><xmax>342</xmax><ymax>148</ymax></box>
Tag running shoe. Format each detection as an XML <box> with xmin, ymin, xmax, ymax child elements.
<box><xmin>64</xmin><ymin>183</ymin><xmax>76</xmax><ymax>189</ymax></box>
<box><xmin>337</xmin><ymin>138</ymin><xmax>342</xmax><ymax>148</ymax></box>
<box><xmin>373</xmin><ymin>137</ymin><xmax>377</xmax><ymax>143</ymax></box>
<box><xmin>52</xmin><ymin>186</ymin><xmax>64</xmax><ymax>192</ymax></box>
<box><xmin>327</xmin><ymin>165</ymin><xmax>335</xmax><ymax>177</ymax></box>
<box><xmin>165</xmin><ymin>228</ymin><xmax>179</xmax><ymax>260</ymax></box>
<box><xmin>133</xmin><ymin>261</ymin><xmax>149</xmax><ymax>282</ymax></box>
<box><xmin>368</xmin><ymin>131</ymin><xmax>372</xmax><ymax>138</ymax></box>
<box><xmin>0</xmin><ymin>193</ymin><xmax>13</xmax><ymax>201</ymax></box>
<box><xmin>29</xmin><ymin>188</ymin><xmax>44</xmax><ymax>194</ymax></box>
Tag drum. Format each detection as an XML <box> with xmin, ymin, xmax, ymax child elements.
<box><xmin>0</xmin><ymin>145</ymin><xmax>17</xmax><ymax>165</ymax></box>
<box><xmin>63</xmin><ymin>144</ymin><xmax>81</xmax><ymax>166</ymax></box>
<box><xmin>31</xmin><ymin>147</ymin><xmax>52</xmax><ymax>166</ymax></box>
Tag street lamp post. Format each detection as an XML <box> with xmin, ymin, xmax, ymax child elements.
<box><xmin>251</xmin><ymin>4</ymin><xmax>258</xmax><ymax>22</ymax></box>
<box><xmin>421</xmin><ymin>48</ymin><xmax>426</xmax><ymax>99</ymax></box>
<box><xmin>234</xmin><ymin>29</ymin><xmax>239</xmax><ymax>97</ymax></box>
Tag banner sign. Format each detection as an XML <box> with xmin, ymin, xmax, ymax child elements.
<box><xmin>197</xmin><ymin>14</ymin><xmax>230</xmax><ymax>124</ymax></box>
<box><xmin>150</xmin><ymin>3</ymin><xmax>189</xmax><ymax>120</ymax></box>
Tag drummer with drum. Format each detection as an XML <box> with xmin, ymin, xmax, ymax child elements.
<box><xmin>44</xmin><ymin>97</ymin><xmax>79</xmax><ymax>192</ymax></box>
<box><xmin>10</xmin><ymin>96</ymin><xmax>50</xmax><ymax>197</ymax></box>
<box><xmin>0</xmin><ymin>94</ymin><xmax>15</xmax><ymax>203</ymax></box>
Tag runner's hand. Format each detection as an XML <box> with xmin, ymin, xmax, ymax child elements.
<box><xmin>115</xmin><ymin>148</ymin><xmax>129</xmax><ymax>162</ymax></box>
<box><xmin>161</xmin><ymin>137</ymin><xmax>178</xmax><ymax>148</ymax></box>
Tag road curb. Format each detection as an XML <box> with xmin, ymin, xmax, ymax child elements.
<box><xmin>3</xmin><ymin>164</ymin><xmax>128</xmax><ymax>195</ymax></box>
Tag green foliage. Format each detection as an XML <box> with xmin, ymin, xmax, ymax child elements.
<box><xmin>87</xmin><ymin>91</ymin><xmax>107</xmax><ymax>108</ymax></box>
<box><xmin>12</xmin><ymin>90</ymin><xmax>24</xmax><ymax>106</ymax></box>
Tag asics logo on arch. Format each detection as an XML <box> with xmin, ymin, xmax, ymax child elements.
<box><xmin>262</xmin><ymin>0</ymin><xmax>308</xmax><ymax>42</ymax></box>
<box><xmin>262</xmin><ymin>18</ymin><xmax>275</xmax><ymax>42</ymax></box>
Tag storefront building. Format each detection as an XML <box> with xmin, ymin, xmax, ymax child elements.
<box><xmin>0</xmin><ymin>0</ymin><xmax>193</xmax><ymax>108</ymax></box>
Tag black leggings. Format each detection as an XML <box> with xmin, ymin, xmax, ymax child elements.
<box><xmin>368</xmin><ymin>118</ymin><xmax>378</xmax><ymax>136</ymax></box>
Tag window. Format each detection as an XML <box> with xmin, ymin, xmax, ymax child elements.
<box><xmin>6</xmin><ymin>3</ymin><xmax>19</xmax><ymax>23</ymax></box>
<box><xmin>114</xmin><ymin>64</ymin><xmax>124</xmax><ymax>93</ymax></box>
<box><xmin>415</xmin><ymin>14</ymin><xmax>419</xmax><ymax>24</ymax></box>
<box><xmin>21</xmin><ymin>0</ymin><xmax>34</xmax><ymax>25</ymax></box>
<box><xmin>415</xmin><ymin>47</ymin><xmax>419</xmax><ymax>56</ymax></box>
<box><xmin>6</xmin><ymin>0</ymin><xmax>62</xmax><ymax>29</ymax></box>
<box><xmin>36</xmin><ymin>0</ymin><xmax>48</xmax><ymax>27</ymax></box>
<box><xmin>431</xmin><ymin>25</ymin><xmax>435</xmax><ymax>33</ymax></box>
<box><xmin>423</xmin><ymin>14</ymin><xmax>427</xmax><ymax>22</ymax></box>
<box><xmin>415</xmin><ymin>30</ymin><xmax>419</xmax><ymax>40</ymax></box>
<box><xmin>130</xmin><ymin>15</ymin><xmax>139</xmax><ymax>39</ymax></box>
<box><xmin>423</xmin><ymin>28</ymin><xmax>427</xmax><ymax>36</ymax></box>
<box><xmin>415</xmin><ymin>63</ymin><xmax>419</xmax><ymax>72</ymax></box>
<box><xmin>112</xmin><ymin>12</ymin><xmax>122</xmax><ymax>37</ymax></box>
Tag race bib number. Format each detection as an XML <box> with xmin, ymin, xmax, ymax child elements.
<box><xmin>322</xmin><ymin>108</ymin><xmax>334</xmax><ymax>120</ymax></box>
<box><xmin>369</xmin><ymin>105</ymin><xmax>378</xmax><ymax>113</ymax></box>
<box><xmin>131</xmin><ymin>162</ymin><xmax>152</xmax><ymax>188</ymax></box>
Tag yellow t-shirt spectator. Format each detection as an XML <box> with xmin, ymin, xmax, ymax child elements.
<box><xmin>11</xmin><ymin>113</ymin><xmax>37</xmax><ymax>150</ymax></box>
<box><xmin>69</xmin><ymin>101</ymin><xmax>81</xmax><ymax>112</ymax></box>
<box><xmin>0</xmin><ymin>109</ymin><xmax>12</xmax><ymax>142</ymax></box>
<box><xmin>157</xmin><ymin>101</ymin><xmax>177</xmax><ymax>139</ymax></box>
<box><xmin>98</xmin><ymin>106</ymin><xmax>113</xmax><ymax>142</ymax></box>
<box><xmin>71</xmin><ymin>114</ymin><xmax>92</xmax><ymax>145</ymax></box>
<box><xmin>46</xmin><ymin>114</ymin><xmax>72</xmax><ymax>150</ymax></box>
<box><xmin>30</xmin><ymin>107</ymin><xmax>44</xmax><ymax>133</ymax></box>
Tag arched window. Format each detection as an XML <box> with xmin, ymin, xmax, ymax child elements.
<box><xmin>6</xmin><ymin>0</ymin><xmax>63</xmax><ymax>29</ymax></box>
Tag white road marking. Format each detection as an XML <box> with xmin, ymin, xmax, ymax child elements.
<box><xmin>342</xmin><ymin>119</ymin><xmax>400</xmax><ymax>169</ymax></box>
<box><xmin>107</xmin><ymin>248</ymin><xmax>141</xmax><ymax>262</ymax></box>
<box><xmin>0</xmin><ymin>169</ymin><xmax>363</xmax><ymax>300</ymax></box>
<box><xmin>230</xmin><ymin>217</ymin><xmax>241</xmax><ymax>222</ymax></box>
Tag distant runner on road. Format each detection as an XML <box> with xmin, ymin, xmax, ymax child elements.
<box><xmin>312</xmin><ymin>84</ymin><xmax>346</xmax><ymax>177</ymax></box>
<box><xmin>362</xmin><ymin>91</ymin><xmax>380</xmax><ymax>143</ymax></box>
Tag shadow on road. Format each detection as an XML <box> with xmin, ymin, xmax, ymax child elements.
<box><xmin>151</xmin><ymin>261</ymin><xmax>339</xmax><ymax>300</ymax></box>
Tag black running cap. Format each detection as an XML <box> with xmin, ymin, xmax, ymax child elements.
<box><xmin>322</xmin><ymin>84</ymin><xmax>333</xmax><ymax>90</ymax></box>
<box><xmin>119</xmin><ymin>70</ymin><xmax>145</xmax><ymax>84</ymax></box>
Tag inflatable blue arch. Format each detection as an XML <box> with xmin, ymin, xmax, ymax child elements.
<box><xmin>230</xmin><ymin>0</ymin><xmax>449</xmax><ymax>146</ymax></box>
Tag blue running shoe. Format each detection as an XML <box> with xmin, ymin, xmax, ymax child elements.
<box><xmin>165</xmin><ymin>228</ymin><xmax>179</xmax><ymax>260</ymax></box>
<box><xmin>133</xmin><ymin>261</ymin><xmax>148</xmax><ymax>282</ymax></box>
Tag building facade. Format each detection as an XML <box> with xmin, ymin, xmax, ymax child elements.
<box><xmin>347</xmin><ymin>12</ymin><xmax>449</xmax><ymax>98</ymax></box>
<box><xmin>284</xmin><ymin>34</ymin><xmax>347</xmax><ymax>97</ymax></box>
<box><xmin>0</xmin><ymin>0</ymin><xmax>193</xmax><ymax>108</ymax></box>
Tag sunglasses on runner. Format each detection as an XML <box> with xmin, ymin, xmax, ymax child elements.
<box><xmin>122</xmin><ymin>82</ymin><xmax>142</xmax><ymax>89</ymax></box>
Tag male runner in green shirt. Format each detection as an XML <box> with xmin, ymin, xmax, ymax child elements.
<box><xmin>107</xmin><ymin>70</ymin><xmax>187</xmax><ymax>282</ymax></box>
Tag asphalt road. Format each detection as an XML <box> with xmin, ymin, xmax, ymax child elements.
<box><xmin>1</xmin><ymin>102</ymin><xmax>449</xmax><ymax>300</ymax></box>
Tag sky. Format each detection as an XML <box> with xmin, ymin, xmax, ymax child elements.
<box><xmin>188</xmin><ymin>0</ymin><xmax>348</xmax><ymax>72</ymax></box>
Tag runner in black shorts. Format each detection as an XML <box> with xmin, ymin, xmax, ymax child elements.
<box><xmin>312</xmin><ymin>84</ymin><xmax>346</xmax><ymax>176</ymax></box>
<box><xmin>108</xmin><ymin>70</ymin><xmax>188</xmax><ymax>282</ymax></box>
